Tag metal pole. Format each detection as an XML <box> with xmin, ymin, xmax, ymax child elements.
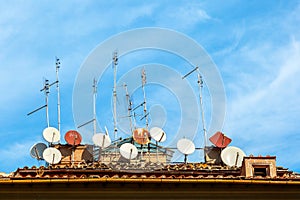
<box><xmin>44</xmin><ymin>79</ymin><xmax>50</xmax><ymax>127</ymax></box>
<box><xmin>123</xmin><ymin>83</ymin><xmax>133</xmax><ymax>134</ymax></box>
<box><xmin>112</xmin><ymin>51</ymin><xmax>118</xmax><ymax>142</ymax></box>
<box><xmin>93</xmin><ymin>78</ymin><xmax>97</xmax><ymax>136</ymax></box>
<box><xmin>197</xmin><ymin>73</ymin><xmax>207</xmax><ymax>147</ymax></box>
<box><xmin>182</xmin><ymin>66</ymin><xmax>207</xmax><ymax>162</ymax></box>
<box><xmin>141</xmin><ymin>68</ymin><xmax>148</xmax><ymax>129</ymax></box>
<box><xmin>55</xmin><ymin>57</ymin><xmax>61</xmax><ymax>132</ymax></box>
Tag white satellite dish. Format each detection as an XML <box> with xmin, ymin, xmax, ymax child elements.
<box><xmin>150</xmin><ymin>127</ymin><xmax>166</xmax><ymax>142</ymax></box>
<box><xmin>92</xmin><ymin>133</ymin><xmax>111</xmax><ymax>148</ymax></box>
<box><xmin>120</xmin><ymin>143</ymin><xmax>138</xmax><ymax>160</ymax></box>
<box><xmin>43</xmin><ymin>127</ymin><xmax>60</xmax><ymax>143</ymax></box>
<box><xmin>43</xmin><ymin>147</ymin><xmax>62</xmax><ymax>164</ymax></box>
<box><xmin>30</xmin><ymin>143</ymin><xmax>47</xmax><ymax>160</ymax></box>
<box><xmin>177</xmin><ymin>138</ymin><xmax>195</xmax><ymax>155</ymax></box>
<box><xmin>221</xmin><ymin>146</ymin><xmax>246</xmax><ymax>167</ymax></box>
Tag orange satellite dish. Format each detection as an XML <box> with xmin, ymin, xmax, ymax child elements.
<box><xmin>64</xmin><ymin>130</ymin><xmax>82</xmax><ymax>146</ymax></box>
<box><xmin>209</xmin><ymin>131</ymin><xmax>232</xmax><ymax>148</ymax></box>
<box><xmin>133</xmin><ymin>128</ymin><xmax>150</xmax><ymax>145</ymax></box>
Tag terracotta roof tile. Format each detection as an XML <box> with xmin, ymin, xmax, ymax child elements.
<box><xmin>7</xmin><ymin>162</ymin><xmax>300</xmax><ymax>183</ymax></box>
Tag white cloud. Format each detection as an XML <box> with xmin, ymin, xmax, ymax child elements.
<box><xmin>155</xmin><ymin>2</ymin><xmax>212</xmax><ymax>29</ymax></box>
<box><xmin>222</xmin><ymin>34</ymin><xmax>300</xmax><ymax>171</ymax></box>
<box><xmin>0</xmin><ymin>139</ymin><xmax>40</xmax><ymax>173</ymax></box>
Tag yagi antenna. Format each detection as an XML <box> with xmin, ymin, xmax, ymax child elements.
<box><xmin>93</xmin><ymin>78</ymin><xmax>97</xmax><ymax>136</ymax></box>
<box><xmin>123</xmin><ymin>83</ymin><xmax>134</xmax><ymax>134</ymax></box>
<box><xmin>132</xmin><ymin>102</ymin><xmax>145</xmax><ymax>111</ymax></box>
<box><xmin>28</xmin><ymin>58</ymin><xmax>62</xmax><ymax>130</ymax></box>
<box><xmin>55</xmin><ymin>57</ymin><xmax>61</xmax><ymax>132</ymax></box>
<box><xmin>197</xmin><ymin>73</ymin><xmax>207</xmax><ymax>147</ymax></box>
<box><xmin>141</xmin><ymin>68</ymin><xmax>149</xmax><ymax>129</ymax></box>
<box><xmin>182</xmin><ymin>66</ymin><xmax>198</xmax><ymax>79</ymax></box>
<box><xmin>182</xmin><ymin>66</ymin><xmax>208</xmax><ymax>158</ymax></box>
<box><xmin>112</xmin><ymin>51</ymin><xmax>118</xmax><ymax>143</ymax></box>
<box><xmin>27</xmin><ymin>78</ymin><xmax>50</xmax><ymax>127</ymax></box>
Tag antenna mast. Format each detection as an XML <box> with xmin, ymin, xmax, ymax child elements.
<box><xmin>197</xmin><ymin>73</ymin><xmax>207</xmax><ymax>147</ymax></box>
<box><xmin>93</xmin><ymin>78</ymin><xmax>97</xmax><ymax>136</ymax></box>
<box><xmin>112</xmin><ymin>51</ymin><xmax>118</xmax><ymax>142</ymax></box>
<box><xmin>55</xmin><ymin>57</ymin><xmax>61</xmax><ymax>132</ymax></box>
<box><xmin>123</xmin><ymin>83</ymin><xmax>134</xmax><ymax>134</ymax></box>
<box><xmin>27</xmin><ymin>80</ymin><xmax>49</xmax><ymax>124</ymax></box>
<box><xmin>141</xmin><ymin>68</ymin><xmax>149</xmax><ymax>129</ymax></box>
<box><xmin>182</xmin><ymin>66</ymin><xmax>208</xmax><ymax>160</ymax></box>
<box><xmin>44</xmin><ymin>79</ymin><xmax>50</xmax><ymax>127</ymax></box>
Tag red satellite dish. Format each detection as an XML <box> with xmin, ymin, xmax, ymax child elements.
<box><xmin>133</xmin><ymin>128</ymin><xmax>150</xmax><ymax>145</ymax></box>
<box><xmin>209</xmin><ymin>131</ymin><xmax>232</xmax><ymax>148</ymax></box>
<box><xmin>64</xmin><ymin>130</ymin><xmax>82</xmax><ymax>146</ymax></box>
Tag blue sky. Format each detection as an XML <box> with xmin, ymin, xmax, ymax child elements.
<box><xmin>0</xmin><ymin>0</ymin><xmax>300</xmax><ymax>173</ymax></box>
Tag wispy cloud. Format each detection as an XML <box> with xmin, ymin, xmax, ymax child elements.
<box><xmin>0</xmin><ymin>139</ymin><xmax>41</xmax><ymax>173</ymax></box>
<box><xmin>222</xmin><ymin>32</ymin><xmax>300</xmax><ymax>171</ymax></box>
<box><xmin>155</xmin><ymin>2</ymin><xmax>212</xmax><ymax>29</ymax></box>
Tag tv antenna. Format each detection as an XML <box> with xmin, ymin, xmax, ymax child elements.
<box><xmin>27</xmin><ymin>78</ymin><xmax>50</xmax><ymax>127</ymax></box>
<box><xmin>177</xmin><ymin>138</ymin><xmax>195</xmax><ymax>163</ymax></box>
<box><xmin>123</xmin><ymin>83</ymin><xmax>134</xmax><ymax>134</ymax></box>
<box><xmin>43</xmin><ymin>147</ymin><xmax>62</xmax><ymax>165</ymax></box>
<box><xmin>221</xmin><ymin>146</ymin><xmax>246</xmax><ymax>167</ymax></box>
<box><xmin>55</xmin><ymin>57</ymin><xmax>61</xmax><ymax>132</ymax></box>
<box><xmin>132</xmin><ymin>102</ymin><xmax>144</xmax><ymax>127</ymax></box>
<box><xmin>92</xmin><ymin>78</ymin><xmax>97</xmax><ymax>136</ymax></box>
<box><xmin>30</xmin><ymin>143</ymin><xmax>47</xmax><ymax>160</ymax></box>
<box><xmin>197</xmin><ymin>73</ymin><xmax>207</xmax><ymax>147</ymax></box>
<box><xmin>28</xmin><ymin>58</ymin><xmax>62</xmax><ymax>129</ymax></box>
<box><xmin>141</xmin><ymin>68</ymin><xmax>149</xmax><ymax>129</ymax></box>
<box><xmin>112</xmin><ymin>51</ymin><xmax>118</xmax><ymax>142</ymax></box>
<box><xmin>182</xmin><ymin>66</ymin><xmax>208</xmax><ymax>157</ymax></box>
